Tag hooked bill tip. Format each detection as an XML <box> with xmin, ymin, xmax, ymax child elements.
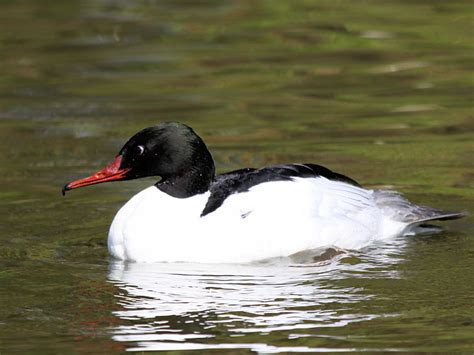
<box><xmin>62</xmin><ymin>184</ymin><xmax>70</xmax><ymax>196</ymax></box>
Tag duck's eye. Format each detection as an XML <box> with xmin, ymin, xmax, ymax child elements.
<box><xmin>135</xmin><ymin>145</ymin><xmax>145</xmax><ymax>156</ymax></box>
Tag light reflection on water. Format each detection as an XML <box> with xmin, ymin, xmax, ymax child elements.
<box><xmin>1</xmin><ymin>0</ymin><xmax>471</xmax><ymax>352</ymax></box>
<box><xmin>107</xmin><ymin>239</ymin><xmax>405</xmax><ymax>352</ymax></box>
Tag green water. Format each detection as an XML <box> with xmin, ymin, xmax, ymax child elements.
<box><xmin>1</xmin><ymin>0</ymin><xmax>473</xmax><ymax>353</ymax></box>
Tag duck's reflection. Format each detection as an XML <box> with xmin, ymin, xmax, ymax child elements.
<box><xmin>107</xmin><ymin>240</ymin><xmax>405</xmax><ymax>352</ymax></box>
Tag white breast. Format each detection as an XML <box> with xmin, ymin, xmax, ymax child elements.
<box><xmin>108</xmin><ymin>178</ymin><xmax>398</xmax><ymax>263</ymax></box>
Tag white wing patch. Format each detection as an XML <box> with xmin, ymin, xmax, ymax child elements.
<box><xmin>315</xmin><ymin>179</ymin><xmax>373</xmax><ymax>214</ymax></box>
<box><xmin>291</xmin><ymin>177</ymin><xmax>374</xmax><ymax>216</ymax></box>
<box><xmin>212</xmin><ymin>176</ymin><xmax>375</xmax><ymax>222</ymax></box>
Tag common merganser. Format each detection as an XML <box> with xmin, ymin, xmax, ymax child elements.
<box><xmin>63</xmin><ymin>122</ymin><xmax>463</xmax><ymax>263</ymax></box>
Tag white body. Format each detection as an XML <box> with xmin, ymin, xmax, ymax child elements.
<box><xmin>108</xmin><ymin>177</ymin><xmax>409</xmax><ymax>263</ymax></box>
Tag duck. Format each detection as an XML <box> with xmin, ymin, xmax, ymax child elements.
<box><xmin>62</xmin><ymin>122</ymin><xmax>463</xmax><ymax>263</ymax></box>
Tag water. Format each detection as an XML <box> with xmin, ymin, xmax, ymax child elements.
<box><xmin>1</xmin><ymin>0</ymin><xmax>473</xmax><ymax>352</ymax></box>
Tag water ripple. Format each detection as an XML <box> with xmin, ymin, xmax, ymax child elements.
<box><xmin>107</xmin><ymin>240</ymin><xmax>405</xmax><ymax>352</ymax></box>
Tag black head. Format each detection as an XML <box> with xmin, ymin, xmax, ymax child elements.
<box><xmin>63</xmin><ymin>123</ymin><xmax>215</xmax><ymax>197</ymax></box>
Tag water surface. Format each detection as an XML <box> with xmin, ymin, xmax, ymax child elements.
<box><xmin>1</xmin><ymin>0</ymin><xmax>473</xmax><ymax>353</ymax></box>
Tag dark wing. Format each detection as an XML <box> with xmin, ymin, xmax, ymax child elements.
<box><xmin>201</xmin><ymin>163</ymin><xmax>360</xmax><ymax>217</ymax></box>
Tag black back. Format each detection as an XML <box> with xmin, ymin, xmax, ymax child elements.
<box><xmin>201</xmin><ymin>163</ymin><xmax>360</xmax><ymax>216</ymax></box>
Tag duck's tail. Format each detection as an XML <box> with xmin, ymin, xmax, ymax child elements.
<box><xmin>373</xmin><ymin>190</ymin><xmax>466</xmax><ymax>236</ymax></box>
